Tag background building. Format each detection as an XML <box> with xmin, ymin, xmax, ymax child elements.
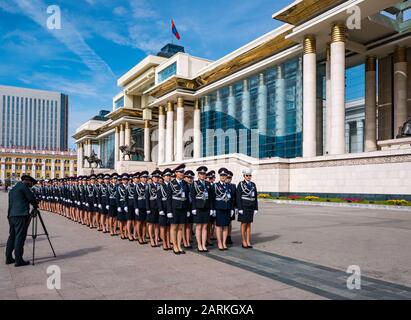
<box><xmin>0</xmin><ymin>147</ymin><xmax>77</xmax><ymax>185</ymax></box>
<box><xmin>0</xmin><ymin>85</ymin><xmax>69</xmax><ymax>151</ymax></box>
<box><xmin>75</xmin><ymin>0</ymin><xmax>411</xmax><ymax>200</ymax></box>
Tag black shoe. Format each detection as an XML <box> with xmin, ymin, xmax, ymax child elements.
<box><xmin>5</xmin><ymin>257</ymin><xmax>15</xmax><ymax>265</ymax></box>
<box><xmin>218</xmin><ymin>248</ymin><xmax>225</xmax><ymax>251</ymax></box>
<box><xmin>15</xmin><ymin>260</ymin><xmax>30</xmax><ymax>267</ymax></box>
<box><xmin>247</xmin><ymin>245</ymin><xmax>253</xmax><ymax>249</ymax></box>
<box><xmin>179</xmin><ymin>250</ymin><xmax>186</xmax><ymax>254</ymax></box>
<box><xmin>173</xmin><ymin>250</ymin><xmax>180</xmax><ymax>255</ymax></box>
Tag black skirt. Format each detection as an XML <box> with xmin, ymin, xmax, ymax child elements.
<box><xmin>136</xmin><ymin>208</ymin><xmax>147</xmax><ymax>222</ymax></box>
<box><xmin>171</xmin><ymin>209</ymin><xmax>187</xmax><ymax>225</ymax></box>
<box><xmin>126</xmin><ymin>205</ymin><xmax>135</xmax><ymax>221</ymax></box>
<box><xmin>193</xmin><ymin>209</ymin><xmax>210</xmax><ymax>224</ymax></box>
<box><xmin>146</xmin><ymin>209</ymin><xmax>159</xmax><ymax>224</ymax></box>
<box><xmin>108</xmin><ymin>205</ymin><xmax>117</xmax><ymax>217</ymax></box>
<box><xmin>237</xmin><ymin>209</ymin><xmax>254</xmax><ymax>223</ymax></box>
<box><xmin>216</xmin><ymin>209</ymin><xmax>231</xmax><ymax>227</ymax></box>
<box><xmin>159</xmin><ymin>214</ymin><xmax>170</xmax><ymax>227</ymax></box>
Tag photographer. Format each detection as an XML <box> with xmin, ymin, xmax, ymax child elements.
<box><xmin>5</xmin><ymin>175</ymin><xmax>39</xmax><ymax>267</ymax></box>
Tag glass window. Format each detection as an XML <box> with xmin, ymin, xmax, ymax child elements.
<box><xmin>115</xmin><ymin>96</ymin><xmax>124</xmax><ymax>109</ymax></box>
<box><xmin>158</xmin><ymin>62</ymin><xmax>177</xmax><ymax>83</ymax></box>
<box><xmin>200</xmin><ymin>56</ymin><xmax>303</xmax><ymax>159</ymax></box>
<box><xmin>100</xmin><ymin>133</ymin><xmax>115</xmax><ymax>169</ymax></box>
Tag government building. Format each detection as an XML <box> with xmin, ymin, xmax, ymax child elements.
<box><xmin>75</xmin><ymin>0</ymin><xmax>411</xmax><ymax>200</ymax></box>
<box><xmin>0</xmin><ymin>86</ymin><xmax>75</xmax><ymax>184</ymax></box>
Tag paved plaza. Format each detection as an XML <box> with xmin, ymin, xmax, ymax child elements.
<box><xmin>1</xmin><ymin>192</ymin><xmax>411</xmax><ymax>300</ymax></box>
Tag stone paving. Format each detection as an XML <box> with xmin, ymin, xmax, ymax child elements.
<box><xmin>1</xmin><ymin>192</ymin><xmax>411</xmax><ymax>300</ymax></box>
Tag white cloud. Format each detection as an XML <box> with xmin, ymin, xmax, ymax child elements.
<box><xmin>113</xmin><ymin>6</ymin><xmax>127</xmax><ymax>16</ymax></box>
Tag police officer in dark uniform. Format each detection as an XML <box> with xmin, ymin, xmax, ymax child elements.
<box><xmin>116</xmin><ymin>174</ymin><xmax>129</xmax><ymax>239</ymax></box>
<box><xmin>206</xmin><ymin>170</ymin><xmax>217</xmax><ymax>245</ymax></box>
<box><xmin>183</xmin><ymin>170</ymin><xmax>195</xmax><ymax>249</ymax></box>
<box><xmin>237</xmin><ymin>168</ymin><xmax>258</xmax><ymax>249</ymax></box>
<box><xmin>168</xmin><ymin>164</ymin><xmax>190</xmax><ymax>255</ymax></box>
<box><xmin>146</xmin><ymin>169</ymin><xmax>161</xmax><ymax>247</ymax></box>
<box><xmin>226</xmin><ymin>170</ymin><xmax>236</xmax><ymax>245</ymax></box>
<box><xmin>213</xmin><ymin>168</ymin><xmax>234</xmax><ymax>250</ymax></box>
<box><xmin>125</xmin><ymin>174</ymin><xmax>136</xmax><ymax>241</ymax></box>
<box><xmin>135</xmin><ymin>171</ymin><xmax>149</xmax><ymax>244</ymax></box>
<box><xmin>190</xmin><ymin>166</ymin><xmax>213</xmax><ymax>252</ymax></box>
<box><xmin>108</xmin><ymin>173</ymin><xmax>119</xmax><ymax>236</ymax></box>
<box><xmin>99</xmin><ymin>174</ymin><xmax>110</xmax><ymax>233</ymax></box>
<box><xmin>157</xmin><ymin>169</ymin><xmax>172</xmax><ymax>250</ymax></box>
<box><xmin>131</xmin><ymin>173</ymin><xmax>140</xmax><ymax>241</ymax></box>
<box><xmin>5</xmin><ymin>175</ymin><xmax>38</xmax><ymax>267</ymax></box>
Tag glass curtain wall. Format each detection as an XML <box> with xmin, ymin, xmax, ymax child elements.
<box><xmin>200</xmin><ymin>55</ymin><xmax>303</xmax><ymax>159</ymax></box>
<box><xmin>100</xmin><ymin>133</ymin><xmax>115</xmax><ymax>169</ymax></box>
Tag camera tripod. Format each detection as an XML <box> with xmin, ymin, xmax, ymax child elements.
<box><xmin>28</xmin><ymin>209</ymin><xmax>56</xmax><ymax>265</ymax></box>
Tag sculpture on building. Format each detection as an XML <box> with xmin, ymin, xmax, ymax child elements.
<box><xmin>396</xmin><ymin>118</ymin><xmax>411</xmax><ymax>138</ymax></box>
<box><xmin>84</xmin><ymin>150</ymin><xmax>102</xmax><ymax>168</ymax></box>
<box><xmin>119</xmin><ymin>143</ymin><xmax>144</xmax><ymax>161</ymax></box>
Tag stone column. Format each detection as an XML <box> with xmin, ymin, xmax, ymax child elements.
<box><xmin>393</xmin><ymin>46</ymin><xmax>408</xmax><ymax>136</ymax></box>
<box><xmin>1</xmin><ymin>158</ymin><xmax>5</xmax><ymax>183</ymax></box>
<box><xmin>11</xmin><ymin>158</ymin><xmax>16</xmax><ymax>177</ymax></box>
<box><xmin>144</xmin><ymin>120</ymin><xmax>151</xmax><ymax>162</ymax></box>
<box><xmin>203</xmin><ymin>96</ymin><xmax>213</xmax><ymax>157</ymax></box>
<box><xmin>60</xmin><ymin>160</ymin><xmax>65</xmax><ymax>178</ymax></box>
<box><xmin>176</xmin><ymin>97</ymin><xmax>185</xmax><ymax>161</ymax></box>
<box><xmin>257</xmin><ymin>73</ymin><xmax>267</xmax><ymax>157</ymax></box>
<box><xmin>31</xmin><ymin>163</ymin><xmax>36</xmax><ymax>179</ymax></box>
<box><xmin>87</xmin><ymin>139</ymin><xmax>92</xmax><ymax>157</ymax></box>
<box><xmin>158</xmin><ymin>106</ymin><xmax>166</xmax><ymax>164</ymax></box>
<box><xmin>77</xmin><ymin>143</ymin><xmax>83</xmax><ymax>169</ymax></box>
<box><xmin>21</xmin><ymin>158</ymin><xmax>26</xmax><ymax>174</ymax></box>
<box><xmin>125</xmin><ymin>122</ymin><xmax>131</xmax><ymax>147</ymax></box>
<box><xmin>166</xmin><ymin>101</ymin><xmax>174</xmax><ymax>163</ymax></box>
<box><xmin>119</xmin><ymin>124</ymin><xmax>125</xmax><ymax>149</ymax></box>
<box><xmin>325</xmin><ymin>45</ymin><xmax>332</xmax><ymax>154</ymax></box>
<box><xmin>193</xmin><ymin>100</ymin><xmax>201</xmax><ymax>159</ymax></box>
<box><xmin>69</xmin><ymin>160</ymin><xmax>74</xmax><ymax>177</ymax></box>
<box><xmin>329</xmin><ymin>24</ymin><xmax>347</xmax><ymax>155</ymax></box>
<box><xmin>242</xmin><ymin>79</ymin><xmax>251</xmax><ymax>130</ymax></box>
<box><xmin>365</xmin><ymin>56</ymin><xmax>377</xmax><ymax>152</ymax></box>
<box><xmin>41</xmin><ymin>159</ymin><xmax>46</xmax><ymax>179</ymax></box>
<box><xmin>275</xmin><ymin>66</ymin><xmax>286</xmax><ymax>137</ymax></box>
<box><xmin>357</xmin><ymin>119</ymin><xmax>364</xmax><ymax>153</ymax></box>
<box><xmin>115</xmin><ymin>127</ymin><xmax>120</xmax><ymax>162</ymax></box>
<box><xmin>51</xmin><ymin>159</ymin><xmax>56</xmax><ymax>179</ymax></box>
<box><xmin>303</xmin><ymin>35</ymin><xmax>317</xmax><ymax>158</ymax></box>
<box><xmin>227</xmin><ymin>86</ymin><xmax>236</xmax><ymax>153</ymax></box>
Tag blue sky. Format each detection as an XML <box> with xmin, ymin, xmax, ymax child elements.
<box><xmin>0</xmin><ymin>0</ymin><xmax>291</xmax><ymax>148</ymax></box>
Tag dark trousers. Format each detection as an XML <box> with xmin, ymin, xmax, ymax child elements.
<box><xmin>6</xmin><ymin>216</ymin><xmax>30</xmax><ymax>262</ymax></box>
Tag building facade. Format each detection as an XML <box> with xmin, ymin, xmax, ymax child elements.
<box><xmin>0</xmin><ymin>85</ymin><xmax>69</xmax><ymax>151</ymax></box>
<box><xmin>0</xmin><ymin>147</ymin><xmax>77</xmax><ymax>184</ymax></box>
<box><xmin>75</xmin><ymin>0</ymin><xmax>411</xmax><ymax>199</ymax></box>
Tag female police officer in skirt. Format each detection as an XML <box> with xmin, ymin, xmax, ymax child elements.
<box><xmin>237</xmin><ymin>168</ymin><xmax>259</xmax><ymax>249</ymax></box>
<box><xmin>135</xmin><ymin>171</ymin><xmax>149</xmax><ymax>244</ymax></box>
<box><xmin>214</xmin><ymin>168</ymin><xmax>234</xmax><ymax>250</ymax></box>
<box><xmin>108</xmin><ymin>173</ymin><xmax>119</xmax><ymax>236</ymax></box>
<box><xmin>190</xmin><ymin>166</ymin><xmax>212</xmax><ymax>252</ymax></box>
<box><xmin>183</xmin><ymin>170</ymin><xmax>195</xmax><ymax>249</ymax></box>
<box><xmin>157</xmin><ymin>169</ymin><xmax>172</xmax><ymax>251</ymax></box>
<box><xmin>116</xmin><ymin>174</ymin><xmax>129</xmax><ymax>239</ymax></box>
<box><xmin>146</xmin><ymin>170</ymin><xmax>161</xmax><ymax>247</ymax></box>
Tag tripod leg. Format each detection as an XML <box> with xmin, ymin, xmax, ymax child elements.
<box><xmin>38</xmin><ymin>212</ymin><xmax>57</xmax><ymax>258</ymax></box>
<box><xmin>32</xmin><ymin>216</ymin><xmax>37</xmax><ymax>266</ymax></box>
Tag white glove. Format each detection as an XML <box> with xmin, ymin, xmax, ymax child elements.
<box><xmin>254</xmin><ymin>210</ymin><xmax>258</xmax><ymax>215</ymax></box>
<box><xmin>147</xmin><ymin>210</ymin><xmax>151</xmax><ymax>215</ymax></box>
<box><xmin>159</xmin><ymin>211</ymin><xmax>165</xmax><ymax>216</ymax></box>
<box><xmin>117</xmin><ymin>207</ymin><xmax>121</xmax><ymax>213</ymax></box>
<box><xmin>135</xmin><ymin>208</ymin><xmax>139</xmax><ymax>216</ymax></box>
<box><xmin>192</xmin><ymin>210</ymin><xmax>197</xmax><ymax>215</ymax></box>
<box><xmin>238</xmin><ymin>210</ymin><xmax>244</xmax><ymax>215</ymax></box>
<box><xmin>98</xmin><ymin>204</ymin><xmax>102</xmax><ymax>209</ymax></box>
<box><xmin>212</xmin><ymin>210</ymin><xmax>216</xmax><ymax>217</ymax></box>
<box><xmin>124</xmin><ymin>207</ymin><xmax>128</xmax><ymax>212</ymax></box>
<box><xmin>230</xmin><ymin>210</ymin><xmax>234</xmax><ymax>217</ymax></box>
<box><xmin>210</xmin><ymin>210</ymin><xmax>213</xmax><ymax>216</ymax></box>
<box><xmin>86</xmin><ymin>203</ymin><xmax>89</xmax><ymax>207</ymax></box>
<box><xmin>94</xmin><ymin>203</ymin><xmax>97</xmax><ymax>207</ymax></box>
<box><xmin>167</xmin><ymin>213</ymin><xmax>173</xmax><ymax>218</ymax></box>
<box><xmin>187</xmin><ymin>212</ymin><xmax>190</xmax><ymax>217</ymax></box>
<box><xmin>106</xmin><ymin>205</ymin><xmax>109</xmax><ymax>210</ymax></box>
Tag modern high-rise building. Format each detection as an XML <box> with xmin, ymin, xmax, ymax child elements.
<box><xmin>0</xmin><ymin>85</ymin><xmax>69</xmax><ymax>151</ymax></box>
